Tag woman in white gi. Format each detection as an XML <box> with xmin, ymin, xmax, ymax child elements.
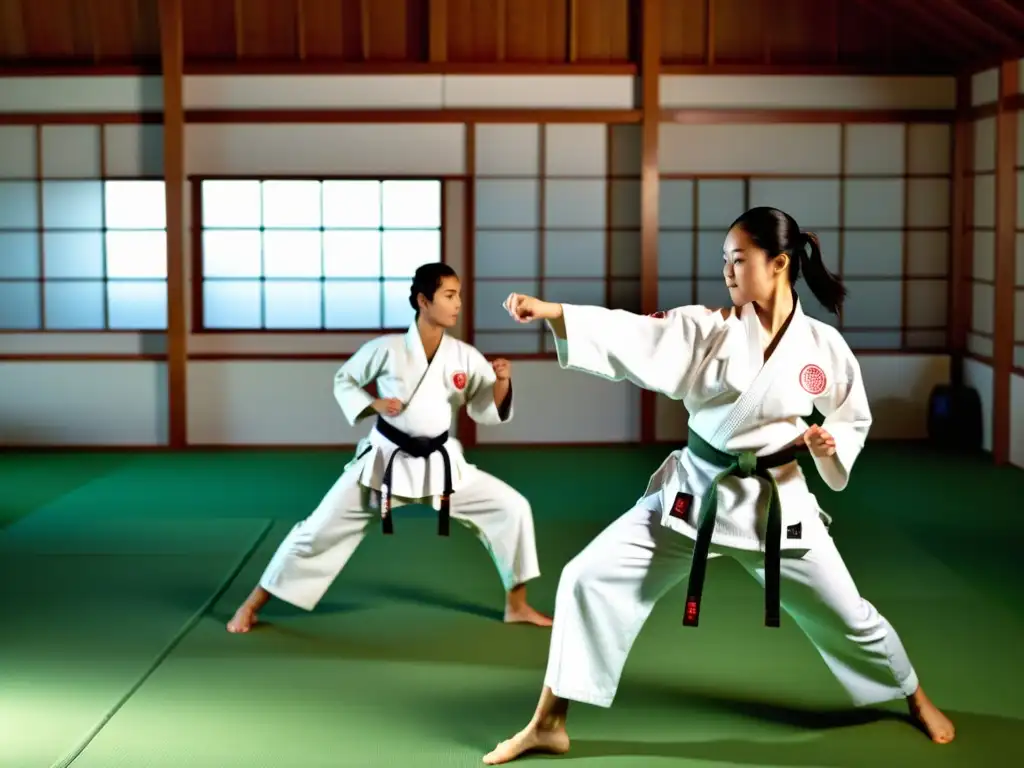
<box><xmin>227</xmin><ymin>263</ymin><xmax>551</xmax><ymax>633</ymax></box>
<box><xmin>482</xmin><ymin>206</ymin><xmax>954</xmax><ymax>764</ymax></box>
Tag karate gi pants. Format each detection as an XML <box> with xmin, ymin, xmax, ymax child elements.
<box><xmin>544</xmin><ymin>495</ymin><xmax>920</xmax><ymax>708</ymax></box>
<box><xmin>259</xmin><ymin>464</ymin><xmax>542</xmax><ymax>610</ymax></box>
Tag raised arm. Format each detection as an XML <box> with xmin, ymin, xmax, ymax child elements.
<box><xmin>504</xmin><ymin>293</ymin><xmax>727</xmax><ymax>399</ymax></box>
<box><xmin>808</xmin><ymin>335</ymin><xmax>872</xmax><ymax>491</ymax></box>
<box><xmin>463</xmin><ymin>347</ymin><xmax>514</xmax><ymax>426</ymax></box>
<box><xmin>333</xmin><ymin>338</ymin><xmax>389</xmax><ymax>426</ymax></box>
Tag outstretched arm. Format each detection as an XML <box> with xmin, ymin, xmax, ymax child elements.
<box><xmin>333</xmin><ymin>339</ymin><xmax>391</xmax><ymax>425</ymax></box>
<box><xmin>504</xmin><ymin>293</ymin><xmax>726</xmax><ymax>400</ymax></box>
<box><xmin>804</xmin><ymin>339</ymin><xmax>872</xmax><ymax>491</ymax></box>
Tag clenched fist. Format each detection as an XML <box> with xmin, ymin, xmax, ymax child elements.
<box><xmin>503</xmin><ymin>293</ymin><xmax>562</xmax><ymax>324</ymax></box>
<box><xmin>491</xmin><ymin>358</ymin><xmax>512</xmax><ymax>381</ymax></box>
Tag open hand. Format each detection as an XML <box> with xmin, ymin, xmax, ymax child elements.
<box><xmin>492</xmin><ymin>358</ymin><xmax>511</xmax><ymax>381</ymax></box>
<box><xmin>800</xmin><ymin>424</ymin><xmax>836</xmax><ymax>458</ymax></box>
<box><xmin>373</xmin><ymin>397</ymin><xmax>402</xmax><ymax>417</ymax></box>
<box><xmin>503</xmin><ymin>293</ymin><xmax>561</xmax><ymax>324</ymax></box>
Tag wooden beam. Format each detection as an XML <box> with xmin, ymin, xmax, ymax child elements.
<box><xmin>159</xmin><ymin>0</ymin><xmax>187</xmax><ymax>449</ymax></box>
<box><xmin>428</xmin><ymin>0</ymin><xmax>447</xmax><ymax>63</ymax></box>
<box><xmin>639</xmin><ymin>0</ymin><xmax>660</xmax><ymax>444</ymax></box>
<box><xmin>948</xmin><ymin>76</ymin><xmax>973</xmax><ymax>385</ymax></box>
<box><xmin>992</xmin><ymin>60</ymin><xmax>1018</xmax><ymax>464</ymax></box>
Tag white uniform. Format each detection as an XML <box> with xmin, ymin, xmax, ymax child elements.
<box><xmin>259</xmin><ymin>324</ymin><xmax>541</xmax><ymax>611</ymax></box>
<box><xmin>542</xmin><ymin>299</ymin><xmax>920</xmax><ymax>708</ymax></box>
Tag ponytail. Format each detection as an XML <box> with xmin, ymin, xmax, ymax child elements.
<box><xmin>798</xmin><ymin>231</ymin><xmax>846</xmax><ymax>316</ymax></box>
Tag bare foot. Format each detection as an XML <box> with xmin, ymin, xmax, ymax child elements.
<box><xmin>907</xmin><ymin>687</ymin><xmax>955</xmax><ymax>744</ymax></box>
<box><xmin>226</xmin><ymin>586</ymin><xmax>271</xmax><ymax>634</ymax></box>
<box><xmin>226</xmin><ymin>605</ymin><xmax>259</xmax><ymax>633</ymax></box>
<box><xmin>504</xmin><ymin>604</ymin><xmax>553</xmax><ymax>627</ymax></box>
<box><xmin>482</xmin><ymin>722</ymin><xmax>570</xmax><ymax>765</ymax></box>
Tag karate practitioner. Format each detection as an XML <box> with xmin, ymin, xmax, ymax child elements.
<box><xmin>227</xmin><ymin>262</ymin><xmax>551</xmax><ymax>633</ymax></box>
<box><xmin>482</xmin><ymin>206</ymin><xmax>954</xmax><ymax>764</ymax></box>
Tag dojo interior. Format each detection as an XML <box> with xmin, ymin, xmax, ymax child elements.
<box><xmin>2</xmin><ymin>1</ymin><xmax>1023</xmax><ymax>766</ymax></box>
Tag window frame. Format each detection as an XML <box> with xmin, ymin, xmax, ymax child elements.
<box><xmin>0</xmin><ymin>175</ymin><xmax>169</xmax><ymax>334</ymax></box>
<box><xmin>189</xmin><ymin>175</ymin><xmax>448</xmax><ymax>334</ymax></box>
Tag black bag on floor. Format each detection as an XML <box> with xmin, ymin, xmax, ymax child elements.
<box><xmin>927</xmin><ymin>383</ymin><xmax>983</xmax><ymax>452</ymax></box>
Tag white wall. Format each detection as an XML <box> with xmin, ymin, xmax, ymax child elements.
<box><xmin>0</xmin><ymin>73</ymin><xmax>961</xmax><ymax>446</ymax></box>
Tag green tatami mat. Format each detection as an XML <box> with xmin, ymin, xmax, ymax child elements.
<box><xmin>69</xmin><ymin>513</ymin><xmax>1024</xmax><ymax>768</ymax></box>
<box><xmin>0</xmin><ymin>453</ymin><xmax>130</xmax><ymax>529</ymax></box>
<box><xmin>0</xmin><ymin>517</ymin><xmax>271</xmax><ymax>768</ymax></box>
<box><xmin>2</xmin><ymin>443</ymin><xmax>1022</xmax><ymax>767</ymax></box>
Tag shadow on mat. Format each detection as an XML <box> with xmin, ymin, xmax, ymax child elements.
<box><xmin>566</xmin><ymin>706</ymin><xmax>1017</xmax><ymax>767</ymax></box>
<box><xmin>451</xmin><ymin>685</ymin><xmax>1018</xmax><ymax>766</ymax></box>
<box><xmin>363</xmin><ymin>583</ymin><xmax>504</xmax><ymax>622</ymax></box>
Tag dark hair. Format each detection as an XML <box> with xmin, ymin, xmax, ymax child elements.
<box><xmin>408</xmin><ymin>262</ymin><xmax>458</xmax><ymax>315</ymax></box>
<box><xmin>728</xmin><ymin>206</ymin><xmax>846</xmax><ymax>315</ymax></box>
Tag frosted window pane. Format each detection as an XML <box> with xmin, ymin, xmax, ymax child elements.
<box><xmin>475</xmin><ymin>280</ymin><xmax>538</xmax><ymax>332</ymax></box>
<box><xmin>660</xmin><ymin>180</ymin><xmax>694</xmax><ymax>228</ymax></box>
<box><xmin>262</xmin><ymin>181</ymin><xmax>322</xmax><ymax>228</ymax></box>
<box><xmin>748</xmin><ymin>179</ymin><xmax>840</xmax><ymax>228</ymax></box>
<box><xmin>843</xmin><ymin>279</ymin><xmax>901</xmax><ymax>327</ymax></box>
<box><xmin>323</xmin><ymin>181</ymin><xmax>380</xmax><ymax>228</ymax></box>
<box><xmin>659</xmin><ymin>231</ymin><xmax>694</xmax><ymax>278</ymax></box>
<box><xmin>382</xmin><ymin>279</ymin><xmax>416</xmax><ymax>328</ymax></box>
<box><xmin>543</xmin><ymin>231</ymin><xmax>605</xmax><ymax>277</ymax></box>
<box><xmin>105</xmin><ymin>181</ymin><xmax>166</xmax><ymax>229</ymax></box>
<box><xmin>0</xmin><ymin>182</ymin><xmax>38</xmax><ymax>228</ymax></box>
<box><xmin>44</xmin><ymin>232</ymin><xmax>104</xmax><ymax>278</ymax></box>
<box><xmin>107</xmin><ymin>280</ymin><xmax>167</xmax><ymax>329</ymax></box>
<box><xmin>264</xmin><ymin>280</ymin><xmax>322</xmax><ymax>329</ymax></box>
<box><xmin>842</xmin><ymin>231</ymin><xmax>903</xmax><ymax>277</ymax></box>
<box><xmin>325</xmin><ymin>280</ymin><xmax>382</xmax><ymax>329</ymax></box>
<box><xmin>44</xmin><ymin>281</ymin><xmax>105</xmax><ymax>329</ymax></box>
<box><xmin>696</xmin><ymin>277</ymin><xmax>731</xmax><ymax>308</ymax></box>
<box><xmin>0</xmin><ymin>281</ymin><xmax>41</xmax><ymax>329</ymax></box>
<box><xmin>843</xmin><ymin>179</ymin><xmax>904</xmax><ymax>228</ymax></box>
<box><xmin>106</xmin><ymin>231</ymin><xmax>167</xmax><ymax>278</ymax></box>
<box><xmin>475</xmin><ymin>180</ymin><xmax>539</xmax><ymax>228</ymax></box>
<box><xmin>697</xmin><ymin>180</ymin><xmax>745</xmax><ymax>227</ymax></box>
<box><xmin>697</xmin><ymin>230</ymin><xmax>729</xmax><ymax>277</ymax></box>
<box><xmin>43</xmin><ymin>181</ymin><xmax>103</xmax><ymax>229</ymax></box>
<box><xmin>659</xmin><ymin>279</ymin><xmax>694</xmax><ymax>310</ymax></box>
<box><xmin>0</xmin><ymin>232</ymin><xmax>40</xmax><ymax>278</ymax></box>
<box><xmin>263</xmin><ymin>230</ymin><xmax>322</xmax><ymax>278</ymax></box>
<box><xmin>382</xmin><ymin>230</ymin><xmax>440</xmax><ymax>279</ymax></box>
<box><xmin>475</xmin><ymin>332</ymin><xmax>542</xmax><ymax>354</ymax></box>
<box><xmin>203</xmin><ymin>280</ymin><xmax>262</xmax><ymax>329</ymax></box>
<box><xmin>203</xmin><ymin>230</ymin><xmax>262</xmax><ymax>278</ymax></box>
<box><xmin>475</xmin><ymin>231</ymin><xmax>539</xmax><ymax>279</ymax></box>
<box><xmin>323</xmin><ymin>230</ymin><xmax>381</xmax><ymax>278</ymax></box>
<box><xmin>202</xmin><ymin>181</ymin><xmax>261</xmax><ymax>227</ymax></box>
<box><xmin>545</xmin><ymin>180</ymin><xmax>606</xmax><ymax>228</ymax></box>
<box><xmin>542</xmin><ymin>279</ymin><xmax>605</xmax><ymax>308</ymax></box>
<box><xmin>382</xmin><ymin>180</ymin><xmax>441</xmax><ymax>228</ymax></box>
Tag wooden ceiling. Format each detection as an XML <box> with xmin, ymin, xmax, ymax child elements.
<box><xmin>0</xmin><ymin>0</ymin><xmax>1022</xmax><ymax>76</ymax></box>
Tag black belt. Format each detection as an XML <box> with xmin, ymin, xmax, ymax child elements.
<box><xmin>683</xmin><ymin>429</ymin><xmax>799</xmax><ymax>628</ymax></box>
<box><xmin>374</xmin><ymin>418</ymin><xmax>453</xmax><ymax>537</ymax></box>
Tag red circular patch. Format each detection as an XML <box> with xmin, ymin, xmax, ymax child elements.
<box><xmin>452</xmin><ymin>372</ymin><xmax>467</xmax><ymax>391</ymax></box>
<box><xmin>799</xmin><ymin>364</ymin><xmax>827</xmax><ymax>395</ymax></box>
